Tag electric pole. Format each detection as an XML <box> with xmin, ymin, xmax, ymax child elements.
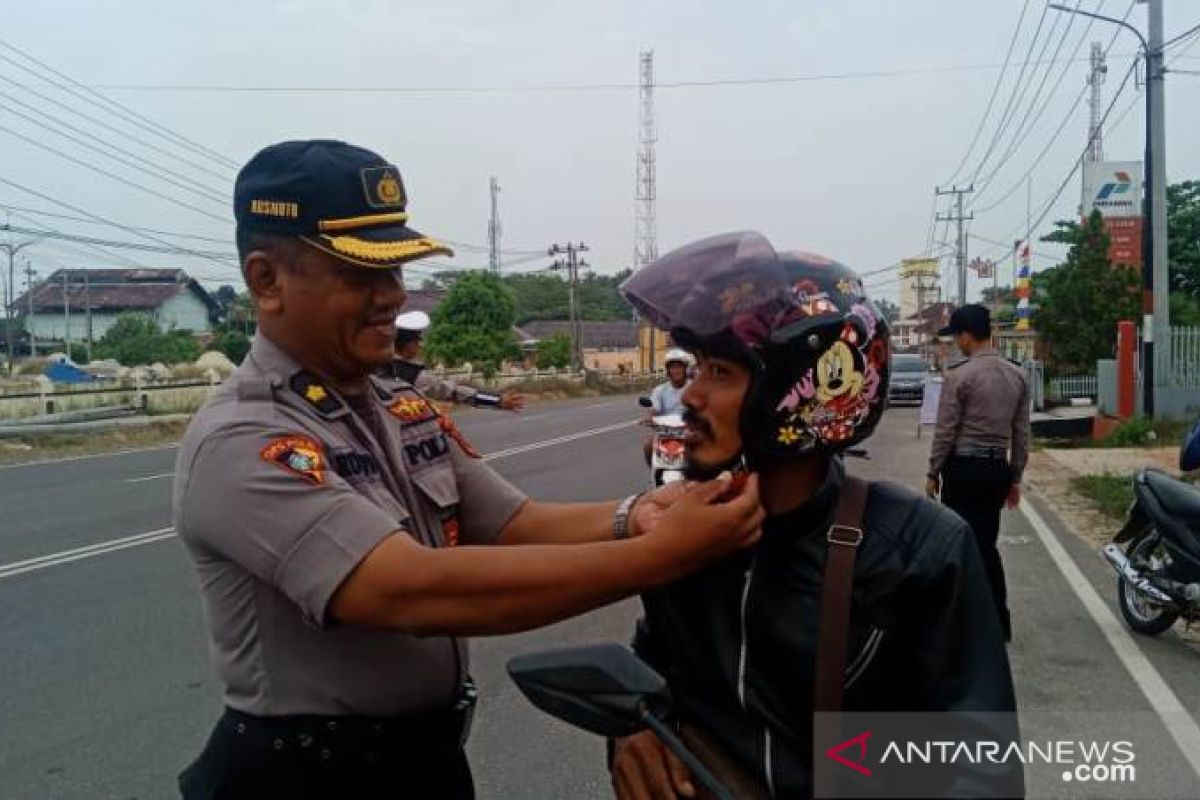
<box><xmin>488</xmin><ymin>176</ymin><xmax>501</xmax><ymax>274</ymax></box>
<box><xmin>84</xmin><ymin>268</ymin><xmax>93</xmax><ymax>362</ymax></box>
<box><xmin>634</xmin><ymin>49</ymin><xmax>659</xmax><ymax>371</ymax></box>
<box><xmin>936</xmin><ymin>185</ymin><xmax>974</xmax><ymax>306</ymax></box>
<box><xmin>23</xmin><ymin>260</ymin><xmax>37</xmax><ymax>357</ymax></box>
<box><xmin>1</xmin><ymin>230</ymin><xmax>39</xmax><ymax>374</ymax></box>
<box><xmin>62</xmin><ymin>269</ymin><xmax>71</xmax><ymax>357</ymax></box>
<box><xmin>548</xmin><ymin>241</ymin><xmax>589</xmax><ymax>372</ymax></box>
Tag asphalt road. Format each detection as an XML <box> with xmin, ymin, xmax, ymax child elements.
<box><xmin>2</xmin><ymin>399</ymin><xmax>1199</xmax><ymax>799</ymax></box>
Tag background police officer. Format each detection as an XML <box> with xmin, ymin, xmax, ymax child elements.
<box><xmin>926</xmin><ymin>304</ymin><xmax>1030</xmax><ymax>642</ymax></box>
<box><xmin>389</xmin><ymin>310</ymin><xmax>525</xmax><ymax>411</ymax></box>
<box><xmin>174</xmin><ymin>140</ymin><xmax>764</xmax><ymax>800</ymax></box>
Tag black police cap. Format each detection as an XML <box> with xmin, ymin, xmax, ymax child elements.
<box><xmin>234</xmin><ymin>140</ymin><xmax>453</xmax><ymax>268</ymax></box>
<box><xmin>938</xmin><ymin>304</ymin><xmax>991</xmax><ymax>338</ymax></box>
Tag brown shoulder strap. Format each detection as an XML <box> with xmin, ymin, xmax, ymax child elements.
<box><xmin>814</xmin><ymin>474</ymin><xmax>869</xmax><ymax>713</ymax></box>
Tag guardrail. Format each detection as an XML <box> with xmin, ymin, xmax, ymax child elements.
<box><xmin>1046</xmin><ymin>374</ymin><xmax>1098</xmax><ymax>402</ymax></box>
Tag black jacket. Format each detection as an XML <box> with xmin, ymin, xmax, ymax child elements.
<box><xmin>634</xmin><ymin>459</ymin><xmax>1019</xmax><ymax>798</ymax></box>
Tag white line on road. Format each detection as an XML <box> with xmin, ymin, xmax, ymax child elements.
<box><xmin>1021</xmin><ymin>498</ymin><xmax>1200</xmax><ymax>782</ymax></box>
<box><xmin>0</xmin><ymin>527</ymin><xmax>176</xmax><ymax>580</ymax></box>
<box><xmin>124</xmin><ymin>472</ymin><xmax>175</xmax><ymax>483</ymax></box>
<box><xmin>2</xmin><ymin>420</ymin><xmax>639</xmax><ymax>579</ymax></box>
<box><xmin>0</xmin><ymin>443</ymin><xmax>178</xmax><ymax>471</ymax></box>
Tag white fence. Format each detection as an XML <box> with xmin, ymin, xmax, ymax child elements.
<box><xmin>1168</xmin><ymin>326</ymin><xmax>1200</xmax><ymax>389</ymax></box>
<box><xmin>1046</xmin><ymin>374</ymin><xmax>1098</xmax><ymax>402</ymax></box>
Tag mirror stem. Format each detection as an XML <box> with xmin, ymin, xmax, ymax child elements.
<box><xmin>638</xmin><ymin>705</ymin><xmax>737</xmax><ymax>800</ymax></box>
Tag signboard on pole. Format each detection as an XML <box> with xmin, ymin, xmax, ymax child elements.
<box><xmin>1082</xmin><ymin>160</ymin><xmax>1144</xmax><ymax>267</ymax></box>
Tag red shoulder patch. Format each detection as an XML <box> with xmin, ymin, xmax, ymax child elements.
<box><xmin>387</xmin><ymin>394</ymin><xmax>439</xmax><ymax>425</ymax></box>
<box><xmin>260</xmin><ymin>435</ymin><xmax>326</xmax><ymax>485</ymax></box>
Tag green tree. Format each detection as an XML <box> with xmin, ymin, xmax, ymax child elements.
<box><xmin>1168</xmin><ymin>180</ymin><xmax>1200</xmax><ymax>296</ymax></box>
<box><xmin>1033</xmin><ymin>210</ymin><xmax>1139</xmax><ymax>373</ymax></box>
<box><xmin>504</xmin><ymin>269</ymin><xmax>633</xmax><ymax>324</ymax></box>
<box><xmin>424</xmin><ymin>271</ymin><xmax>520</xmax><ymax>371</ymax></box>
<box><xmin>209</xmin><ymin>324</ymin><xmax>252</xmax><ymax>364</ymax></box>
<box><xmin>93</xmin><ymin>313</ymin><xmax>202</xmax><ymax>366</ymax></box>
<box><xmin>534</xmin><ymin>332</ymin><xmax>572</xmax><ymax>369</ymax></box>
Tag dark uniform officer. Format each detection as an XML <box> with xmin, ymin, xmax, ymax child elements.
<box><xmin>926</xmin><ymin>304</ymin><xmax>1030</xmax><ymax>642</ymax></box>
<box><xmin>174</xmin><ymin>140</ymin><xmax>764</xmax><ymax>800</ymax></box>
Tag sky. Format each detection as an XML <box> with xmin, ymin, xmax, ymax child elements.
<box><xmin>1</xmin><ymin>0</ymin><xmax>1198</xmax><ymax>307</ymax></box>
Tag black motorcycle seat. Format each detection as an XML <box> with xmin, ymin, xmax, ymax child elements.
<box><xmin>1143</xmin><ymin>470</ymin><xmax>1200</xmax><ymax>529</ymax></box>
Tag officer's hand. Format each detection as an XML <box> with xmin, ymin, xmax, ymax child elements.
<box><xmin>500</xmin><ymin>391</ymin><xmax>526</xmax><ymax>412</ymax></box>
<box><xmin>629</xmin><ymin>481</ymin><xmax>691</xmax><ymax>538</ymax></box>
<box><xmin>651</xmin><ymin>474</ymin><xmax>763</xmax><ymax>562</ymax></box>
<box><xmin>925</xmin><ymin>476</ymin><xmax>940</xmax><ymax>499</ymax></box>
<box><xmin>1005</xmin><ymin>484</ymin><xmax>1021</xmax><ymax>509</ymax></box>
<box><xmin>612</xmin><ymin>730</ymin><xmax>695</xmax><ymax>800</ymax></box>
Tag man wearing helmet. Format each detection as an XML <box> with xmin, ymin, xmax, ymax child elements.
<box><xmin>643</xmin><ymin>348</ymin><xmax>694</xmax><ymax>463</ymax></box>
<box><xmin>611</xmin><ymin>232</ymin><xmax>1019</xmax><ymax>799</ymax></box>
<box><xmin>389</xmin><ymin>309</ymin><xmax>525</xmax><ymax>411</ymax></box>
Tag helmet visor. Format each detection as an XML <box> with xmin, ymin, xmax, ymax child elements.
<box><xmin>620</xmin><ymin>231</ymin><xmax>788</xmax><ymax>338</ymax></box>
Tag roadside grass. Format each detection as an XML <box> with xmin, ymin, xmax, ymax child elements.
<box><xmin>0</xmin><ymin>420</ymin><xmax>190</xmax><ymax>466</ymax></box>
<box><xmin>1037</xmin><ymin>415</ymin><xmax>1195</xmax><ymax>450</ymax></box>
<box><xmin>1069</xmin><ymin>473</ymin><xmax>1134</xmax><ymax>519</ymax></box>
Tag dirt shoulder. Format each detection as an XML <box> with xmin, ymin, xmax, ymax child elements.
<box><xmin>0</xmin><ymin>419</ymin><xmax>190</xmax><ymax>467</ymax></box>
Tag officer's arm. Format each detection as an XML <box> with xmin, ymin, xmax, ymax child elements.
<box><xmin>927</xmin><ymin>373</ymin><xmax>962</xmax><ymax>478</ymax></box>
<box><xmin>1010</xmin><ymin>376</ymin><xmax>1031</xmax><ymax>483</ymax></box>
<box><xmin>498</xmin><ymin>481</ymin><xmax>690</xmax><ymax>546</ymax></box>
<box><xmin>328</xmin><ymin>478</ymin><xmax>762</xmax><ymax>636</ymax></box>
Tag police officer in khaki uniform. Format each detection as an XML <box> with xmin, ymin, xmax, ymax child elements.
<box><xmin>174</xmin><ymin>140</ymin><xmax>764</xmax><ymax>800</ymax></box>
<box><xmin>388</xmin><ymin>310</ymin><xmax>525</xmax><ymax>411</ymax></box>
<box><xmin>926</xmin><ymin>304</ymin><xmax>1030</xmax><ymax>642</ymax></box>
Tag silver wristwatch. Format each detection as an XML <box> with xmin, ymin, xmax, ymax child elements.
<box><xmin>613</xmin><ymin>492</ymin><xmax>644</xmax><ymax>540</ymax></box>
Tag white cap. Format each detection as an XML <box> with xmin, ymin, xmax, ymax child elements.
<box><xmin>394</xmin><ymin>310</ymin><xmax>431</xmax><ymax>332</ymax></box>
<box><xmin>664</xmin><ymin>348</ymin><xmax>694</xmax><ymax>366</ymax></box>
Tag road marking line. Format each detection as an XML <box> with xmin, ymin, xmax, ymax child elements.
<box><xmin>2</xmin><ymin>420</ymin><xmax>639</xmax><ymax>579</ymax></box>
<box><xmin>482</xmin><ymin>420</ymin><xmax>638</xmax><ymax>462</ymax></box>
<box><xmin>0</xmin><ymin>443</ymin><xmax>178</xmax><ymax>471</ymax></box>
<box><xmin>124</xmin><ymin>472</ymin><xmax>175</xmax><ymax>483</ymax></box>
<box><xmin>0</xmin><ymin>527</ymin><xmax>175</xmax><ymax>580</ymax></box>
<box><xmin>1021</xmin><ymin>498</ymin><xmax>1200</xmax><ymax>781</ymax></box>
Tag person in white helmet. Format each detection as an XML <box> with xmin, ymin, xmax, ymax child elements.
<box><xmin>389</xmin><ymin>310</ymin><xmax>525</xmax><ymax>411</ymax></box>
<box><xmin>643</xmin><ymin>348</ymin><xmax>694</xmax><ymax>463</ymax></box>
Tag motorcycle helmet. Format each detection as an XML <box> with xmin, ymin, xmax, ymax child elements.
<box><xmin>663</xmin><ymin>348</ymin><xmax>695</xmax><ymax>369</ymax></box>
<box><xmin>621</xmin><ymin>231</ymin><xmax>890</xmax><ymax>463</ymax></box>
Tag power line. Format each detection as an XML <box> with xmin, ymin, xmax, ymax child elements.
<box><xmin>83</xmin><ymin>55</ymin><xmax>1158</xmax><ymax>95</ymax></box>
<box><xmin>0</xmin><ymin>202</ymin><xmax>229</xmax><ymax>243</ymax></box>
<box><xmin>0</xmin><ymin>222</ymin><xmax>236</xmax><ymax>260</ymax></box>
<box><xmin>0</xmin><ymin>94</ymin><xmax>230</xmax><ymax>205</ymax></box>
<box><xmin>0</xmin><ymin>39</ymin><xmax>237</xmax><ymax>169</ymax></box>
<box><xmin>0</xmin><ymin>73</ymin><xmax>233</xmax><ymax>183</ymax></box>
<box><xmin>0</xmin><ymin>121</ymin><xmax>231</xmax><ymax>224</ymax></box>
<box><xmin>1162</xmin><ymin>19</ymin><xmax>1200</xmax><ymax>49</ymax></box>
<box><xmin>941</xmin><ymin>0</ymin><xmax>1033</xmax><ymax>186</ymax></box>
<box><xmin>0</xmin><ymin>174</ymin><xmax>238</xmax><ymax>271</ymax></box>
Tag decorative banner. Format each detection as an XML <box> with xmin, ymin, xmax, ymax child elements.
<box><xmin>969</xmin><ymin>258</ymin><xmax>995</xmax><ymax>279</ymax></box>
<box><xmin>1016</xmin><ymin>244</ymin><xmax>1032</xmax><ymax>331</ymax></box>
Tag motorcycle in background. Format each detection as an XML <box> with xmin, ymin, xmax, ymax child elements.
<box><xmin>1102</xmin><ymin>466</ymin><xmax>1200</xmax><ymax>635</ymax></box>
<box><xmin>639</xmin><ymin>396</ymin><xmax>686</xmax><ymax>486</ymax></box>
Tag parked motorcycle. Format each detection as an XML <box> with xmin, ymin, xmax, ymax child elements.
<box><xmin>508</xmin><ymin>643</ymin><xmax>737</xmax><ymax>800</ymax></box>
<box><xmin>639</xmin><ymin>396</ymin><xmax>687</xmax><ymax>486</ymax></box>
<box><xmin>1102</xmin><ymin>468</ymin><xmax>1200</xmax><ymax>635</ymax></box>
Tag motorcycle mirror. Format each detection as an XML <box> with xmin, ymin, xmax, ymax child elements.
<box><xmin>638</xmin><ymin>396</ymin><xmax>653</xmax><ymax>408</ymax></box>
<box><xmin>507</xmin><ymin>644</ymin><xmax>671</xmax><ymax>738</ymax></box>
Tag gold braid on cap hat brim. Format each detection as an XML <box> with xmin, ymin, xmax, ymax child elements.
<box><xmin>300</xmin><ymin>234</ymin><xmax>454</xmax><ymax>268</ymax></box>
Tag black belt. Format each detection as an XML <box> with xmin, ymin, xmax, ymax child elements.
<box><xmin>952</xmin><ymin>444</ymin><xmax>1008</xmax><ymax>461</ymax></box>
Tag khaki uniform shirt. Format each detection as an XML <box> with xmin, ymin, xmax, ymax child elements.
<box><xmin>173</xmin><ymin>336</ymin><xmax>527</xmax><ymax>716</ymax></box>
<box><xmin>928</xmin><ymin>347</ymin><xmax>1031</xmax><ymax>483</ymax></box>
<box><xmin>389</xmin><ymin>359</ymin><xmax>480</xmax><ymax>405</ymax></box>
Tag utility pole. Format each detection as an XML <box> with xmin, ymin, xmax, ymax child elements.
<box><xmin>548</xmin><ymin>241</ymin><xmax>589</xmax><ymax>372</ymax></box>
<box><xmin>488</xmin><ymin>176</ymin><xmax>501</xmax><ymax>274</ymax></box>
<box><xmin>62</xmin><ymin>270</ymin><xmax>71</xmax><ymax>357</ymax></box>
<box><xmin>634</xmin><ymin>49</ymin><xmax>659</xmax><ymax>371</ymax></box>
<box><xmin>1</xmin><ymin>230</ymin><xmax>39</xmax><ymax>374</ymax></box>
<box><xmin>1087</xmin><ymin>41</ymin><xmax>1108</xmax><ymax>164</ymax></box>
<box><xmin>23</xmin><ymin>260</ymin><xmax>37</xmax><ymax>357</ymax></box>
<box><xmin>936</xmin><ymin>185</ymin><xmax>974</xmax><ymax>306</ymax></box>
<box><xmin>1049</xmin><ymin>0</ymin><xmax>1168</xmax><ymax>415</ymax></box>
<box><xmin>84</xmin><ymin>268</ymin><xmax>93</xmax><ymax>362</ymax></box>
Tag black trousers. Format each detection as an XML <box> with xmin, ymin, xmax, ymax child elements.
<box><xmin>179</xmin><ymin>707</ymin><xmax>474</xmax><ymax>800</ymax></box>
<box><xmin>941</xmin><ymin>455</ymin><xmax>1013</xmax><ymax>640</ymax></box>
